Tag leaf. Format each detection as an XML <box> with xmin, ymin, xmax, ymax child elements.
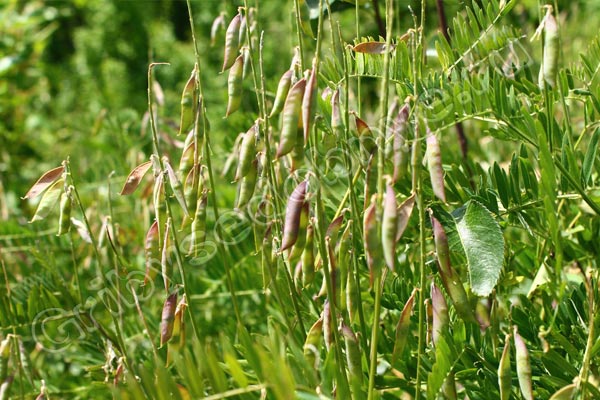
<box><xmin>30</xmin><ymin>178</ymin><xmax>63</xmax><ymax>222</ymax></box>
<box><xmin>22</xmin><ymin>165</ymin><xmax>64</xmax><ymax>199</ymax></box>
<box><xmin>426</xmin><ymin>335</ymin><xmax>456</xmax><ymax>400</ymax></box>
<box><xmin>455</xmin><ymin>200</ymin><xmax>505</xmax><ymax>296</ymax></box>
<box><xmin>120</xmin><ymin>161</ymin><xmax>153</xmax><ymax>195</ymax></box>
<box><xmin>582</xmin><ymin>127</ymin><xmax>600</xmax><ymax>186</ymax></box>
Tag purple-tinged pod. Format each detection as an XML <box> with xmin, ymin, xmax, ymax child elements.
<box><xmin>331</xmin><ymin>88</ymin><xmax>343</xmax><ymax>138</ymax></box>
<box><xmin>323</xmin><ymin>301</ymin><xmax>333</xmax><ymax>351</ymax></box>
<box><xmin>222</xmin><ymin>13</ymin><xmax>241</xmax><ymax>72</ymax></box>
<box><xmin>179</xmin><ymin>66</ymin><xmax>198</xmax><ymax>136</ymax></box>
<box><xmin>270</xmin><ymin>69</ymin><xmax>293</xmax><ymax>118</ymax></box>
<box><xmin>392</xmin><ymin>288</ymin><xmax>417</xmax><ymax>364</ymax></box>
<box><xmin>392</xmin><ymin>104</ymin><xmax>409</xmax><ymax>182</ymax></box>
<box><xmin>301</xmin><ymin>221</ymin><xmax>315</xmax><ymax>287</ymax></box>
<box><xmin>363</xmin><ymin>195</ymin><xmax>382</xmax><ymax>285</ymax></box>
<box><xmin>167</xmin><ymin>294</ymin><xmax>188</xmax><ymax>366</ymax></box>
<box><xmin>498</xmin><ymin>333</ymin><xmax>512</xmax><ymax>400</ymax></box>
<box><xmin>302</xmin><ymin>62</ymin><xmax>318</xmax><ymax>143</ymax></box>
<box><xmin>514</xmin><ymin>326</ymin><xmax>533</xmax><ymax>400</ymax></box>
<box><xmin>396</xmin><ymin>193</ymin><xmax>415</xmax><ymax>242</ymax></box>
<box><xmin>304</xmin><ymin>317</ymin><xmax>323</xmax><ymax>369</ymax></box>
<box><xmin>431</xmin><ymin>213</ymin><xmax>476</xmax><ymax>323</ymax></box>
<box><xmin>288</xmin><ymin>202</ymin><xmax>309</xmax><ymax>262</ymax></box>
<box><xmin>426</xmin><ymin>127</ymin><xmax>446</xmax><ymax>203</ymax></box>
<box><xmin>364</xmin><ymin>154</ymin><xmax>377</xmax><ymax>209</ymax></box>
<box><xmin>160</xmin><ymin>292</ymin><xmax>178</xmax><ymax>347</ymax></box>
<box><xmin>353</xmin><ymin>113</ymin><xmax>376</xmax><ymax>157</ymax></box>
<box><xmin>326</xmin><ymin>214</ymin><xmax>345</xmax><ymax>244</ymax></box>
<box><xmin>235</xmin><ymin>122</ymin><xmax>258</xmax><ymax>181</ymax></box>
<box><xmin>210</xmin><ymin>13</ymin><xmax>226</xmax><ymax>46</ymax></box>
<box><xmin>341</xmin><ymin>323</ymin><xmax>363</xmax><ymax>386</ymax></box>
<box><xmin>178</xmin><ymin>141</ymin><xmax>196</xmax><ymax>181</ymax></box>
<box><xmin>161</xmin><ymin>219</ymin><xmax>172</xmax><ymax>292</ymax></box>
<box><xmin>381</xmin><ymin>182</ymin><xmax>398</xmax><ymax>271</ymax></box>
<box><xmin>189</xmin><ymin>191</ymin><xmax>208</xmax><ymax>257</ymax></box>
<box><xmin>431</xmin><ymin>282</ymin><xmax>449</xmax><ymax>347</ymax></box>
<box><xmin>276</xmin><ymin>78</ymin><xmax>306</xmax><ymax>158</ymax></box>
<box><xmin>144</xmin><ymin>221</ymin><xmax>160</xmax><ymax>286</ymax></box>
<box><xmin>225</xmin><ymin>55</ymin><xmax>244</xmax><ymax>117</ymax></box>
<box><xmin>425</xmin><ymin>299</ymin><xmax>433</xmax><ymax>345</ymax></box>
<box><xmin>280</xmin><ymin>180</ymin><xmax>308</xmax><ymax>252</ymax></box>
<box><xmin>22</xmin><ymin>165</ymin><xmax>64</xmax><ymax>200</ymax></box>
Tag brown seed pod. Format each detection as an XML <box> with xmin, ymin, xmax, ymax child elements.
<box><xmin>160</xmin><ymin>292</ymin><xmax>178</xmax><ymax>347</ymax></box>
<box><xmin>30</xmin><ymin>178</ymin><xmax>63</xmax><ymax>223</ymax></box>
<box><xmin>161</xmin><ymin>219</ymin><xmax>172</xmax><ymax>292</ymax></box>
<box><xmin>121</xmin><ymin>161</ymin><xmax>153</xmax><ymax>196</ymax></box>
<box><xmin>22</xmin><ymin>165</ymin><xmax>64</xmax><ymax>200</ymax></box>
<box><xmin>280</xmin><ymin>180</ymin><xmax>308</xmax><ymax>252</ymax></box>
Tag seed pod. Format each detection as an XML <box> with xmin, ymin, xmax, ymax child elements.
<box><xmin>337</xmin><ymin>221</ymin><xmax>352</xmax><ymax>310</ymax></box>
<box><xmin>346</xmin><ymin>263</ymin><xmax>359</xmax><ymax>324</ymax></box>
<box><xmin>210</xmin><ymin>13</ymin><xmax>226</xmax><ymax>46</ymax></box>
<box><xmin>288</xmin><ymin>202</ymin><xmax>309</xmax><ymax>262</ymax></box>
<box><xmin>280</xmin><ymin>180</ymin><xmax>308</xmax><ymax>252</ymax></box>
<box><xmin>396</xmin><ymin>193</ymin><xmax>415</xmax><ymax>242</ymax></box>
<box><xmin>17</xmin><ymin>338</ymin><xmax>33</xmax><ymax>386</ymax></box>
<box><xmin>302</xmin><ymin>62</ymin><xmax>318</xmax><ymax>142</ymax></box>
<box><xmin>431</xmin><ymin>214</ymin><xmax>476</xmax><ymax>323</ymax></box>
<box><xmin>121</xmin><ymin>161</ymin><xmax>153</xmax><ymax>196</ymax></box>
<box><xmin>152</xmin><ymin>171</ymin><xmax>166</xmax><ymax>245</ymax></box>
<box><xmin>0</xmin><ymin>336</ymin><xmax>10</xmax><ymax>382</ymax></box>
<box><xmin>189</xmin><ymin>191</ymin><xmax>208</xmax><ymax>257</ymax></box>
<box><xmin>261</xmin><ymin>225</ymin><xmax>276</xmax><ymax>289</ymax></box>
<box><xmin>364</xmin><ymin>154</ymin><xmax>377</xmax><ymax>209</ymax></box>
<box><xmin>178</xmin><ymin>141</ymin><xmax>196</xmax><ymax>180</ymax></box>
<box><xmin>179</xmin><ymin>66</ymin><xmax>198</xmax><ymax>136</ymax></box>
<box><xmin>160</xmin><ymin>292</ymin><xmax>178</xmax><ymax>347</ymax></box>
<box><xmin>270</xmin><ymin>69</ymin><xmax>293</xmax><ymax>118</ymax></box>
<box><xmin>183</xmin><ymin>164</ymin><xmax>201</xmax><ymax>221</ymax></box>
<box><xmin>331</xmin><ymin>88</ymin><xmax>343</xmax><ymax>136</ymax></box>
<box><xmin>57</xmin><ymin>187</ymin><xmax>72</xmax><ymax>236</ymax></box>
<box><xmin>290</xmin><ymin>128</ymin><xmax>305</xmax><ymax>172</ymax></box>
<box><xmin>392</xmin><ymin>288</ymin><xmax>417</xmax><ymax>364</ymax></box>
<box><xmin>238</xmin><ymin>14</ymin><xmax>247</xmax><ymax>47</ymax></box>
<box><xmin>0</xmin><ymin>376</ymin><xmax>12</xmax><ymax>400</ymax></box>
<box><xmin>392</xmin><ymin>104</ymin><xmax>409</xmax><ymax>182</ymax></box>
<box><xmin>30</xmin><ymin>178</ymin><xmax>63</xmax><ymax>223</ymax></box>
<box><xmin>161</xmin><ymin>219</ymin><xmax>172</xmax><ymax>291</ymax></box>
<box><xmin>276</xmin><ymin>78</ymin><xmax>306</xmax><ymax>158</ymax></box>
<box><xmin>549</xmin><ymin>384</ymin><xmax>576</xmax><ymax>400</ymax></box>
<box><xmin>163</xmin><ymin>158</ymin><xmax>189</xmax><ymax>217</ymax></box>
<box><xmin>235</xmin><ymin>122</ymin><xmax>258</xmax><ymax>181</ymax></box>
<box><xmin>144</xmin><ymin>221</ymin><xmax>160</xmax><ymax>286</ymax></box>
<box><xmin>167</xmin><ymin>294</ymin><xmax>187</xmax><ymax>366</ymax></box>
<box><xmin>514</xmin><ymin>326</ymin><xmax>533</xmax><ymax>400</ymax></box>
<box><xmin>431</xmin><ymin>283</ymin><xmax>449</xmax><ymax>347</ymax></box>
<box><xmin>341</xmin><ymin>323</ymin><xmax>363</xmax><ymax>385</ymax></box>
<box><xmin>326</xmin><ymin>237</ymin><xmax>339</xmax><ymax>308</ymax></box>
<box><xmin>236</xmin><ymin>157</ymin><xmax>258</xmax><ymax>209</ymax></box>
<box><xmin>442</xmin><ymin>372</ymin><xmax>458</xmax><ymax>400</ymax></box>
<box><xmin>226</xmin><ymin>55</ymin><xmax>244</xmax><ymax>117</ymax></box>
<box><xmin>222</xmin><ymin>132</ymin><xmax>244</xmax><ymax>178</ymax></box>
<box><xmin>426</xmin><ymin>127</ymin><xmax>446</xmax><ymax>203</ymax></box>
<box><xmin>498</xmin><ymin>333</ymin><xmax>512</xmax><ymax>400</ymax></box>
<box><xmin>541</xmin><ymin>9</ymin><xmax>559</xmax><ymax>89</ymax></box>
<box><xmin>363</xmin><ymin>195</ymin><xmax>382</xmax><ymax>285</ymax></box>
<box><xmin>304</xmin><ymin>317</ymin><xmax>323</xmax><ymax>369</ymax></box>
<box><xmin>382</xmin><ymin>182</ymin><xmax>397</xmax><ymax>271</ymax></box>
<box><xmin>354</xmin><ymin>114</ymin><xmax>376</xmax><ymax>162</ymax></box>
<box><xmin>22</xmin><ymin>165</ymin><xmax>64</xmax><ymax>200</ymax></box>
<box><xmin>301</xmin><ymin>221</ymin><xmax>315</xmax><ymax>287</ymax></box>
<box><xmin>323</xmin><ymin>301</ymin><xmax>333</xmax><ymax>351</ymax></box>
<box><xmin>222</xmin><ymin>13</ymin><xmax>241</xmax><ymax>72</ymax></box>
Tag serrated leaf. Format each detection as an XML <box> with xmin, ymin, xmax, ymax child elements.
<box><xmin>455</xmin><ymin>200</ymin><xmax>504</xmax><ymax>296</ymax></box>
<box><xmin>22</xmin><ymin>165</ymin><xmax>64</xmax><ymax>199</ymax></box>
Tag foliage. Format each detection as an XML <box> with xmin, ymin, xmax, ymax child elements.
<box><xmin>1</xmin><ymin>0</ymin><xmax>600</xmax><ymax>399</ymax></box>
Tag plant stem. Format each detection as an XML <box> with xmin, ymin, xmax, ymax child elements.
<box><xmin>367</xmin><ymin>270</ymin><xmax>385</xmax><ymax>400</ymax></box>
<box><xmin>578</xmin><ymin>269</ymin><xmax>596</xmax><ymax>398</ymax></box>
<box><xmin>293</xmin><ymin>0</ymin><xmax>306</xmax><ymax>70</ymax></box>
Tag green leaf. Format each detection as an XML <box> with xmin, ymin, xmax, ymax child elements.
<box><xmin>582</xmin><ymin>127</ymin><xmax>600</xmax><ymax>186</ymax></box>
<box><xmin>455</xmin><ymin>200</ymin><xmax>505</xmax><ymax>296</ymax></box>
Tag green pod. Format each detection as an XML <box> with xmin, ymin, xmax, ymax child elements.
<box><xmin>346</xmin><ymin>261</ymin><xmax>359</xmax><ymax>324</ymax></box>
<box><xmin>431</xmin><ymin>214</ymin><xmax>476</xmax><ymax>323</ymax></box>
<box><xmin>222</xmin><ymin>13</ymin><xmax>241</xmax><ymax>71</ymax></box>
<box><xmin>178</xmin><ymin>66</ymin><xmax>198</xmax><ymax>136</ymax></box>
<box><xmin>276</xmin><ymin>78</ymin><xmax>306</xmax><ymax>158</ymax></box>
<box><xmin>236</xmin><ymin>158</ymin><xmax>258</xmax><ymax>209</ymax></box>
<box><xmin>392</xmin><ymin>104</ymin><xmax>409</xmax><ymax>182</ymax></box>
<box><xmin>364</xmin><ymin>154</ymin><xmax>377</xmax><ymax>209</ymax></box>
<box><xmin>0</xmin><ymin>336</ymin><xmax>10</xmax><ymax>383</ymax></box>
<box><xmin>189</xmin><ymin>191</ymin><xmax>208</xmax><ymax>257</ymax></box>
<box><xmin>337</xmin><ymin>221</ymin><xmax>352</xmax><ymax>311</ymax></box>
<box><xmin>280</xmin><ymin>180</ymin><xmax>308</xmax><ymax>252</ymax></box>
<box><xmin>303</xmin><ymin>317</ymin><xmax>323</xmax><ymax>369</ymax></box>
<box><xmin>549</xmin><ymin>384</ymin><xmax>576</xmax><ymax>400</ymax></box>
<box><xmin>161</xmin><ymin>219</ymin><xmax>172</xmax><ymax>292</ymax></box>
<box><xmin>354</xmin><ymin>113</ymin><xmax>376</xmax><ymax>165</ymax></box>
<box><xmin>298</xmin><ymin>0</ymin><xmax>314</xmax><ymax>38</ymax></box>
<box><xmin>381</xmin><ymin>183</ymin><xmax>397</xmax><ymax>271</ymax></box>
<box><xmin>57</xmin><ymin>188</ymin><xmax>72</xmax><ymax>236</ymax></box>
<box><xmin>144</xmin><ymin>220</ymin><xmax>160</xmax><ymax>286</ymax></box>
<box><xmin>514</xmin><ymin>327</ymin><xmax>533</xmax><ymax>400</ymax></box>
<box><xmin>160</xmin><ymin>292</ymin><xmax>178</xmax><ymax>347</ymax></box>
<box><xmin>331</xmin><ymin>88</ymin><xmax>343</xmax><ymax>136</ymax></box>
<box><xmin>167</xmin><ymin>295</ymin><xmax>187</xmax><ymax>366</ymax></box>
<box><xmin>431</xmin><ymin>283</ymin><xmax>449</xmax><ymax>347</ymax></box>
<box><xmin>226</xmin><ymin>55</ymin><xmax>244</xmax><ymax>117</ymax></box>
<box><xmin>541</xmin><ymin>11</ymin><xmax>559</xmax><ymax>89</ymax></box>
<box><xmin>302</xmin><ymin>62</ymin><xmax>318</xmax><ymax>142</ymax></box>
<box><xmin>363</xmin><ymin>195</ymin><xmax>382</xmax><ymax>285</ymax></box>
<box><xmin>288</xmin><ymin>202</ymin><xmax>309</xmax><ymax>262</ymax></box>
<box><xmin>498</xmin><ymin>333</ymin><xmax>512</xmax><ymax>400</ymax></box>
<box><xmin>391</xmin><ymin>288</ymin><xmax>417</xmax><ymax>365</ymax></box>
<box><xmin>235</xmin><ymin>123</ymin><xmax>258</xmax><ymax>181</ymax></box>
<box><xmin>269</xmin><ymin>69</ymin><xmax>293</xmax><ymax>118</ymax></box>
<box><xmin>290</xmin><ymin>128</ymin><xmax>305</xmax><ymax>172</ymax></box>
<box><xmin>178</xmin><ymin>141</ymin><xmax>196</xmax><ymax>180</ymax></box>
<box><xmin>301</xmin><ymin>221</ymin><xmax>315</xmax><ymax>287</ymax></box>
<box><xmin>152</xmin><ymin>159</ymin><xmax>166</xmax><ymax>244</ymax></box>
<box><xmin>442</xmin><ymin>372</ymin><xmax>458</xmax><ymax>400</ymax></box>
<box><xmin>426</xmin><ymin>127</ymin><xmax>446</xmax><ymax>203</ymax></box>
<box><xmin>261</xmin><ymin>225</ymin><xmax>276</xmax><ymax>289</ymax></box>
<box><xmin>0</xmin><ymin>376</ymin><xmax>12</xmax><ymax>400</ymax></box>
<box><xmin>183</xmin><ymin>164</ymin><xmax>201</xmax><ymax>222</ymax></box>
<box><xmin>210</xmin><ymin>13</ymin><xmax>226</xmax><ymax>46</ymax></box>
<box><xmin>341</xmin><ymin>323</ymin><xmax>363</xmax><ymax>389</ymax></box>
<box><xmin>164</xmin><ymin>158</ymin><xmax>189</xmax><ymax>217</ymax></box>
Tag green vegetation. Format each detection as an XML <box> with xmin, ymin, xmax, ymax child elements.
<box><xmin>1</xmin><ymin>0</ymin><xmax>600</xmax><ymax>398</ymax></box>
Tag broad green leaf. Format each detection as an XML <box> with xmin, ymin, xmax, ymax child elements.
<box><xmin>455</xmin><ymin>200</ymin><xmax>505</xmax><ymax>296</ymax></box>
<box><xmin>582</xmin><ymin>127</ymin><xmax>600</xmax><ymax>186</ymax></box>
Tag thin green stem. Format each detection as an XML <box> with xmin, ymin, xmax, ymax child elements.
<box><xmin>293</xmin><ymin>0</ymin><xmax>306</xmax><ymax>70</ymax></box>
<box><xmin>367</xmin><ymin>270</ymin><xmax>385</xmax><ymax>400</ymax></box>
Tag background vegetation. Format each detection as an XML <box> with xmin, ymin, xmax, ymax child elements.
<box><xmin>1</xmin><ymin>0</ymin><xmax>600</xmax><ymax>399</ymax></box>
